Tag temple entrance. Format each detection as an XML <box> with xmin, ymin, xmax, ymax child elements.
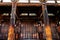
<box><xmin>19</xmin><ymin>21</ymin><xmax>39</xmax><ymax>40</ymax></box>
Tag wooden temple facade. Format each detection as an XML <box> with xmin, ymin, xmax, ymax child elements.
<box><xmin>0</xmin><ymin>0</ymin><xmax>60</xmax><ymax>40</ymax></box>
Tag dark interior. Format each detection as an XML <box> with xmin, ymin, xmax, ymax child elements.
<box><xmin>0</xmin><ymin>6</ymin><xmax>60</xmax><ymax>22</ymax></box>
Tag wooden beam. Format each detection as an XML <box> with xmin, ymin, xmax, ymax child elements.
<box><xmin>0</xmin><ymin>2</ymin><xmax>60</xmax><ymax>6</ymax></box>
